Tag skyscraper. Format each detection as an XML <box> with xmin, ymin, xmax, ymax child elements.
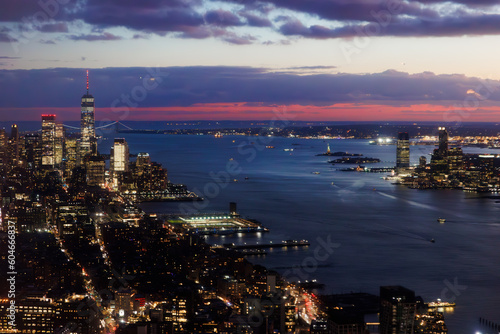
<box><xmin>41</xmin><ymin>114</ymin><xmax>56</xmax><ymax>167</ymax></box>
<box><xmin>0</xmin><ymin>129</ymin><xmax>7</xmax><ymax>170</ymax></box>
<box><xmin>54</xmin><ymin>122</ymin><xmax>64</xmax><ymax>167</ymax></box>
<box><xmin>23</xmin><ymin>133</ymin><xmax>41</xmax><ymax>171</ymax></box>
<box><xmin>64</xmin><ymin>136</ymin><xmax>78</xmax><ymax>178</ymax></box>
<box><xmin>379</xmin><ymin>286</ymin><xmax>416</xmax><ymax>334</ymax></box>
<box><xmin>419</xmin><ymin>156</ymin><xmax>427</xmax><ymax>168</ymax></box>
<box><xmin>9</xmin><ymin>124</ymin><xmax>19</xmax><ymax>165</ymax></box>
<box><xmin>111</xmin><ymin>138</ymin><xmax>129</xmax><ymax>174</ymax></box>
<box><xmin>438</xmin><ymin>127</ymin><xmax>448</xmax><ymax>156</ymax></box>
<box><xmin>135</xmin><ymin>152</ymin><xmax>151</xmax><ymax>177</ymax></box>
<box><xmin>80</xmin><ymin>70</ymin><xmax>96</xmax><ymax>158</ymax></box>
<box><xmin>111</xmin><ymin>138</ymin><xmax>129</xmax><ymax>189</ymax></box>
<box><xmin>86</xmin><ymin>155</ymin><xmax>106</xmax><ymax>187</ymax></box>
<box><xmin>396</xmin><ymin>132</ymin><xmax>410</xmax><ymax>173</ymax></box>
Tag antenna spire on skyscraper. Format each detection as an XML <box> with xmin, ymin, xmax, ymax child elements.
<box><xmin>86</xmin><ymin>69</ymin><xmax>89</xmax><ymax>94</ymax></box>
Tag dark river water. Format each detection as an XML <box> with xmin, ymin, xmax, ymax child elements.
<box><xmin>98</xmin><ymin>133</ymin><xmax>500</xmax><ymax>334</ymax></box>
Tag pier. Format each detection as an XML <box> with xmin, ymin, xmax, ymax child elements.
<box><xmin>224</xmin><ymin>240</ymin><xmax>310</xmax><ymax>250</ymax></box>
<box><xmin>165</xmin><ymin>212</ymin><xmax>269</xmax><ymax>236</ymax></box>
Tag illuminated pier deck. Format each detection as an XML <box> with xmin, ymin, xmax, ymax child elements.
<box><xmin>166</xmin><ymin>214</ymin><xmax>269</xmax><ymax>235</ymax></box>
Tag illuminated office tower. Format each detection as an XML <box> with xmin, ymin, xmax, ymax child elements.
<box><xmin>438</xmin><ymin>127</ymin><xmax>448</xmax><ymax>156</ymax></box>
<box><xmin>24</xmin><ymin>133</ymin><xmax>41</xmax><ymax>170</ymax></box>
<box><xmin>135</xmin><ymin>152</ymin><xmax>151</xmax><ymax>176</ymax></box>
<box><xmin>86</xmin><ymin>155</ymin><xmax>106</xmax><ymax>187</ymax></box>
<box><xmin>9</xmin><ymin>124</ymin><xmax>19</xmax><ymax>165</ymax></box>
<box><xmin>41</xmin><ymin>114</ymin><xmax>56</xmax><ymax>167</ymax></box>
<box><xmin>111</xmin><ymin>138</ymin><xmax>129</xmax><ymax>173</ymax></box>
<box><xmin>111</xmin><ymin>138</ymin><xmax>129</xmax><ymax>188</ymax></box>
<box><xmin>396</xmin><ymin>132</ymin><xmax>410</xmax><ymax>173</ymax></box>
<box><xmin>80</xmin><ymin>70</ymin><xmax>96</xmax><ymax>157</ymax></box>
<box><xmin>0</xmin><ymin>129</ymin><xmax>6</xmax><ymax>170</ymax></box>
<box><xmin>64</xmin><ymin>136</ymin><xmax>78</xmax><ymax>177</ymax></box>
<box><xmin>54</xmin><ymin>122</ymin><xmax>64</xmax><ymax>167</ymax></box>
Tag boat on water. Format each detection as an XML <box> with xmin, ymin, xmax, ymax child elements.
<box><xmin>426</xmin><ymin>299</ymin><xmax>456</xmax><ymax>308</ymax></box>
<box><xmin>282</xmin><ymin>239</ymin><xmax>309</xmax><ymax>246</ymax></box>
<box><xmin>430</xmin><ymin>239</ymin><xmax>435</xmax><ymax>243</ymax></box>
<box><xmin>312</xmin><ymin>172</ymin><xmax>320</xmax><ymax>174</ymax></box>
<box><xmin>437</xmin><ymin>218</ymin><xmax>445</xmax><ymax>223</ymax></box>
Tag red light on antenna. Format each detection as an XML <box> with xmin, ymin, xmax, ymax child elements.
<box><xmin>86</xmin><ymin>70</ymin><xmax>89</xmax><ymax>92</ymax></box>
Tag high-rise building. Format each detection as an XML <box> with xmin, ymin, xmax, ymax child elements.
<box><xmin>431</xmin><ymin>127</ymin><xmax>451</xmax><ymax>175</ymax></box>
<box><xmin>64</xmin><ymin>136</ymin><xmax>78</xmax><ymax>178</ymax></box>
<box><xmin>419</xmin><ymin>156</ymin><xmax>427</xmax><ymax>168</ymax></box>
<box><xmin>80</xmin><ymin>70</ymin><xmax>96</xmax><ymax>158</ymax></box>
<box><xmin>54</xmin><ymin>122</ymin><xmax>64</xmax><ymax>167</ymax></box>
<box><xmin>0</xmin><ymin>297</ymin><xmax>99</xmax><ymax>334</ymax></box>
<box><xmin>379</xmin><ymin>286</ymin><xmax>416</xmax><ymax>334</ymax></box>
<box><xmin>111</xmin><ymin>138</ymin><xmax>129</xmax><ymax>174</ymax></box>
<box><xmin>86</xmin><ymin>155</ymin><xmax>106</xmax><ymax>187</ymax></box>
<box><xmin>0</xmin><ymin>129</ymin><xmax>7</xmax><ymax>170</ymax></box>
<box><xmin>135</xmin><ymin>152</ymin><xmax>151</xmax><ymax>176</ymax></box>
<box><xmin>10</xmin><ymin>124</ymin><xmax>18</xmax><ymax>141</ymax></box>
<box><xmin>447</xmin><ymin>147</ymin><xmax>464</xmax><ymax>175</ymax></box>
<box><xmin>230</xmin><ymin>202</ymin><xmax>237</xmax><ymax>216</ymax></box>
<box><xmin>23</xmin><ymin>133</ymin><xmax>42</xmax><ymax>170</ymax></box>
<box><xmin>438</xmin><ymin>127</ymin><xmax>448</xmax><ymax>156</ymax></box>
<box><xmin>9</xmin><ymin>124</ymin><xmax>19</xmax><ymax>165</ymax></box>
<box><xmin>41</xmin><ymin>114</ymin><xmax>57</xmax><ymax>167</ymax></box>
<box><xmin>111</xmin><ymin>138</ymin><xmax>129</xmax><ymax>188</ymax></box>
<box><xmin>396</xmin><ymin>132</ymin><xmax>410</xmax><ymax>173</ymax></box>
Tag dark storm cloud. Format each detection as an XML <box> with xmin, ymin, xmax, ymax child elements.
<box><xmin>79</xmin><ymin>6</ymin><xmax>204</xmax><ymax>33</ymax></box>
<box><xmin>68</xmin><ymin>32</ymin><xmax>122</xmax><ymax>41</ymax></box>
<box><xmin>204</xmin><ymin>10</ymin><xmax>243</xmax><ymax>27</ymax></box>
<box><xmin>0</xmin><ymin>0</ymin><xmax>58</xmax><ymax>21</ymax></box>
<box><xmin>414</xmin><ymin>0</ymin><xmax>498</xmax><ymax>5</ymax></box>
<box><xmin>279</xmin><ymin>14</ymin><xmax>500</xmax><ymax>39</ymax></box>
<box><xmin>0</xmin><ymin>67</ymin><xmax>499</xmax><ymax>110</ymax></box>
<box><xmin>0</xmin><ymin>0</ymin><xmax>80</xmax><ymax>22</ymax></box>
<box><xmin>227</xmin><ymin>0</ymin><xmax>439</xmax><ymax>23</ymax></box>
<box><xmin>2</xmin><ymin>0</ymin><xmax>500</xmax><ymax>41</ymax></box>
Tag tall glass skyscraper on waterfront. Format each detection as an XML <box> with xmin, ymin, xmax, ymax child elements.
<box><xmin>396</xmin><ymin>132</ymin><xmax>410</xmax><ymax>173</ymax></box>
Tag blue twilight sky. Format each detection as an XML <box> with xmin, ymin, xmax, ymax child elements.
<box><xmin>3</xmin><ymin>0</ymin><xmax>500</xmax><ymax>121</ymax></box>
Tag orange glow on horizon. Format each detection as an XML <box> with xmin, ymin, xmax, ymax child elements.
<box><xmin>5</xmin><ymin>102</ymin><xmax>500</xmax><ymax>122</ymax></box>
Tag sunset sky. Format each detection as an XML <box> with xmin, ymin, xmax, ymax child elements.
<box><xmin>2</xmin><ymin>0</ymin><xmax>500</xmax><ymax>121</ymax></box>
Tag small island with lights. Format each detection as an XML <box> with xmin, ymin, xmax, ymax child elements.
<box><xmin>329</xmin><ymin>157</ymin><xmax>381</xmax><ymax>164</ymax></box>
<box><xmin>316</xmin><ymin>143</ymin><xmax>363</xmax><ymax>157</ymax></box>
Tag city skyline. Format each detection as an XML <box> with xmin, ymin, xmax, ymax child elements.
<box><xmin>3</xmin><ymin>2</ymin><xmax>500</xmax><ymax>332</ymax></box>
<box><xmin>2</xmin><ymin>1</ymin><xmax>500</xmax><ymax>121</ymax></box>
